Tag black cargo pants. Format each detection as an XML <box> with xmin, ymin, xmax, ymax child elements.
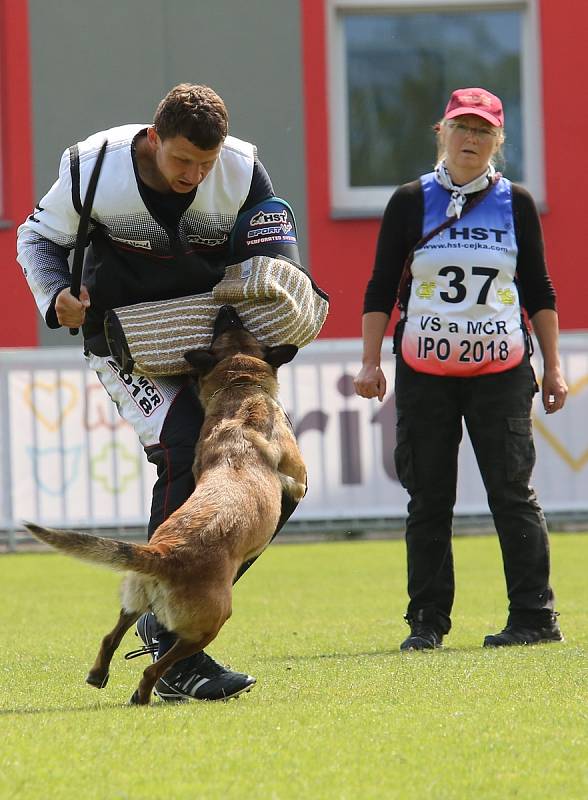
<box><xmin>394</xmin><ymin>353</ymin><xmax>555</xmax><ymax>634</ymax></box>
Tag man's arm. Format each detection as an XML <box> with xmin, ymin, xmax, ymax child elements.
<box><xmin>530</xmin><ymin>308</ymin><xmax>568</xmax><ymax>414</ymax></box>
<box><xmin>16</xmin><ymin>147</ymin><xmax>84</xmax><ymax>328</ymax></box>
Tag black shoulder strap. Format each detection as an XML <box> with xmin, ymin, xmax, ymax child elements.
<box><xmin>397</xmin><ymin>175</ymin><xmax>500</xmax><ymax>313</ymax></box>
<box><xmin>68</xmin><ymin>144</ymin><xmax>83</xmax><ymax>214</ymax></box>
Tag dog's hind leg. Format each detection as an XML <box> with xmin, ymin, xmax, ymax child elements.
<box><xmin>86</xmin><ymin>608</ymin><xmax>141</xmax><ymax>689</ymax></box>
<box><xmin>130</xmin><ymin>636</ymin><xmax>210</xmax><ymax>705</ymax></box>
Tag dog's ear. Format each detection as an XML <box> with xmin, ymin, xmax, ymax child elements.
<box><xmin>264</xmin><ymin>344</ymin><xmax>298</xmax><ymax>368</ymax></box>
<box><xmin>184</xmin><ymin>349</ymin><xmax>219</xmax><ymax>375</ymax></box>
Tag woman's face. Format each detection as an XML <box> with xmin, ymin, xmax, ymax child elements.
<box><xmin>440</xmin><ymin>114</ymin><xmax>501</xmax><ymax>181</ymax></box>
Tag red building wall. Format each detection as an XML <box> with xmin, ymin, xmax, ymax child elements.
<box><xmin>539</xmin><ymin>1</ymin><xmax>587</xmax><ymax>333</ymax></box>
<box><xmin>0</xmin><ymin>0</ymin><xmax>36</xmax><ymax>346</ymax></box>
<box><xmin>3</xmin><ymin>1</ymin><xmax>585</xmax><ymax>347</ymax></box>
<box><xmin>301</xmin><ymin>0</ymin><xmax>587</xmax><ymax>337</ymax></box>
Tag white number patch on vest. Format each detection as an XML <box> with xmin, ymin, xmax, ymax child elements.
<box><xmin>402</xmin><ymin>174</ymin><xmax>525</xmax><ymax>376</ymax></box>
<box><xmin>106</xmin><ymin>360</ymin><xmax>163</xmax><ymax>416</ymax></box>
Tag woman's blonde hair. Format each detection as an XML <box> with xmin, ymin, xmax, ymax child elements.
<box><xmin>434</xmin><ymin>118</ymin><xmax>505</xmax><ymax>169</ymax></box>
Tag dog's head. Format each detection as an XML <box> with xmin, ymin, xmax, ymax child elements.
<box><xmin>184</xmin><ymin>306</ymin><xmax>298</xmax><ymax>391</ymax></box>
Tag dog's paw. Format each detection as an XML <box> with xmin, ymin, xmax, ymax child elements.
<box><xmin>128</xmin><ymin>689</ymin><xmax>150</xmax><ymax>706</ymax></box>
<box><xmin>280</xmin><ymin>474</ymin><xmax>307</xmax><ymax>502</ymax></box>
<box><xmin>86</xmin><ymin>671</ymin><xmax>109</xmax><ymax>689</ymax></box>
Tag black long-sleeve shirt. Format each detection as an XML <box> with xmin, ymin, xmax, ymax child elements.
<box><xmin>363</xmin><ymin>180</ymin><xmax>556</xmax><ymax>319</ymax></box>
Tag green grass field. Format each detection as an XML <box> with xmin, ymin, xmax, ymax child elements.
<box><xmin>1</xmin><ymin>533</ymin><xmax>587</xmax><ymax>800</ymax></box>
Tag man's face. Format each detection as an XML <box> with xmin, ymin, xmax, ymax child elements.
<box><xmin>147</xmin><ymin>128</ymin><xmax>222</xmax><ymax>193</ymax></box>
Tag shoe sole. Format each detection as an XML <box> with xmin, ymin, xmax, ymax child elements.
<box><xmin>400</xmin><ymin>635</ymin><xmax>443</xmax><ymax>652</ymax></box>
<box><xmin>154</xmin><ymin>680</ymin><xmax>257</xmax><ymax>703</ymax></box>
<box><xmin>483</xmin><ymin>635</ymin><xmax>564</xmax><ymax>648</ymax></box>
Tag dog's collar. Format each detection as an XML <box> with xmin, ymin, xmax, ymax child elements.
<box><xmin>208</xmin><ymin>382</ymin><xmax>268</xmax><ymax>401</ymax></box>
<box><xmin>206</xmin><ymin>382</ymin><xmax>290</xmax><ymax>427</ymax></box>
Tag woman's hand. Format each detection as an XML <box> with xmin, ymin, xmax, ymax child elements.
<box><xmin>355</xmin><ymin>312</ymin><xmax>391</xmax><ymax>402</ymax></box>
<box><xmin>541</xmin><ymin>365</ymin><xmax>568</xmax><ymax>414</ymax></box>
<box><xmin>530</xmin><ymin>310</ymin><xmax>568</xmax><ymax>414</ymax></box>
<box><xmin>354</xmin><ymin>362</ymin><xmax>387</xmax><ymax>402</ymax></box>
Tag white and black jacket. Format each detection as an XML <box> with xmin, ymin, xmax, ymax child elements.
<box><xmin>17</xmin><ymin>124</ymin><xmax>272</xmax><ymax>350</ymax></box>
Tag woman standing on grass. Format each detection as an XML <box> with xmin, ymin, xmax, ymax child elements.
<box><xmin>354</xmin><ymin>87</ymin><xmax>567</xmax><ymax>651</ymax></box>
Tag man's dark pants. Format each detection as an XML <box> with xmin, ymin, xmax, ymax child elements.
<box><xmin>394</xmin><ymin>353</ymin><xmax>555</xmax><ymax>635</ymax></box>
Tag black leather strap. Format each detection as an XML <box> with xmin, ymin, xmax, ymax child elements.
<box><xmin>68</xmin><ymin>144</ymin><xmax>83</xmax><ymax>214</ymax></box>
<box><xmin>397</xmin><ymin>175</ymin><xmax>500</xmax><ymax>313</ymax></box>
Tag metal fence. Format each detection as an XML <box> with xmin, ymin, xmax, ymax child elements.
<box><xmin>2</xmin><ymin>334</ymin><xmax>587</xmax><ymax>550</ymax></box>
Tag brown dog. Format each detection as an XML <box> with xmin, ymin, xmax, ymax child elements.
<box><xmin>25</xmin><ymin>305</ymin><xmax>306</xmax><ymax>705</ymax></box>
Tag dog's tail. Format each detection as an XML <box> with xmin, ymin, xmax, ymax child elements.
<box><xmin>24</xmin><ymin>522</ymin><xmax>163</xmax><ymax>576</ymax></box>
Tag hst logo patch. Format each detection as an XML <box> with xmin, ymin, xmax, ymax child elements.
<box><xmin>250</xmin><ymin>209</ymin><xmax>290</xmax><ymax>227</ymax></box>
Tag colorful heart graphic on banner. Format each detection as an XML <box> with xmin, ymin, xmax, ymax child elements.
<box><xmin>27</xmin><ymin>445</ymin><xmax>82</xmax><ymax>495</ymax></box>
<box><xmin>23</xmin><ymin>379</ymin><xmax>79</xmax><ymax>432</ymax></box>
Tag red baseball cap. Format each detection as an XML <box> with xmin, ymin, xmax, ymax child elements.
<box><xmin>444</xmin><ymin>87</ymin><xmax>504</xmax><ymax>127</ymax></box>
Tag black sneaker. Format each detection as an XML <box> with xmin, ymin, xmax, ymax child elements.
<box><xmin>483</xmin><ymin>615</ymin><xmax>564</xmax><ymax>648</ymax></box>
<box><xmin>400</xmin><ymin>623</ymin><xmax>443</xmax><ymax>652</ymax></box>
<box><xmin>125</xmin><ymin>613</ymin><xmax>256</xmax><ymax>702</ymax></box>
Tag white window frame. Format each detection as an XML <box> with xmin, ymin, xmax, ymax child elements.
<box><xmin>327</xmin><ymin>0</ymin><xmax>545</xmax><ymax>217</ymax></box>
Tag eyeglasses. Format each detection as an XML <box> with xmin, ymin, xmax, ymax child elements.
<box><xmin>447</xmin><ymin>121</ymin><xmax>498</xmax><ymax>140</ymax></box>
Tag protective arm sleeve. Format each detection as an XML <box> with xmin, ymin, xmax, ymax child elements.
<box><xmin>16</xmin><ymin>148</ymin><xmax>82</xmax><ymax>326</ymax></box>
<box><xmin>240</xmin><ymin>158</ymin><xmax>275</xmax><ymax>212</ymax></box>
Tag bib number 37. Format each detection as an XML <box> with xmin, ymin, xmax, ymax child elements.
<box><xmin>438</xmin><ymin>266</ymin><xmax>499</xmax><ymax>304</ymax></box>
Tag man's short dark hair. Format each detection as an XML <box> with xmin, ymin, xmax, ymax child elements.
<box><xmin>153</xmin><ymin>84</ymin><xmax>229</xmax><ymax>149</ymax></box>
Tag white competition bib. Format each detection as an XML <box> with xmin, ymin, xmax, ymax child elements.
<box><xmin>401</xmin><ymin>173</ymin><xmax>525</xmax><ymax>376</ymax></box>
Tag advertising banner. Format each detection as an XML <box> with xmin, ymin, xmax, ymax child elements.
<box><xmin>1</xmin><ymin>335</ymin><xmax>586</xmax><ymax>537</ymax></box>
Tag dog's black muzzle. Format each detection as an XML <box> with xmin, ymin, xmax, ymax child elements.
<box><xmin>212</xmin><ymin>305</ymin><xmax>245</xmax><ymax>341</ymax></box>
